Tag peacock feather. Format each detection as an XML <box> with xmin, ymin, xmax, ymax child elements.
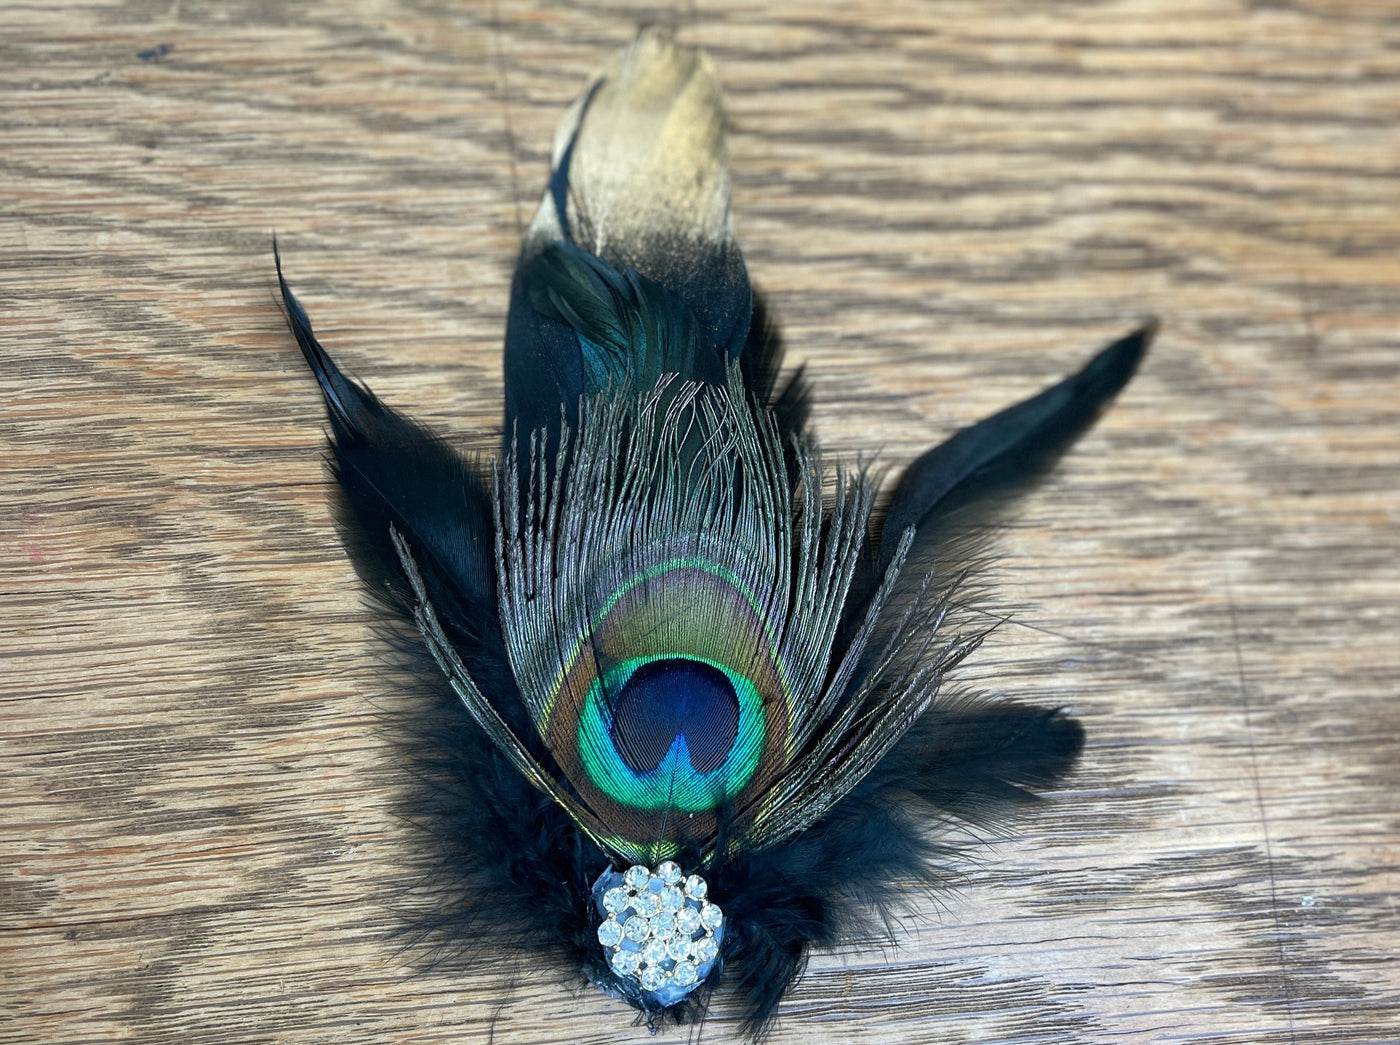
<box><xmin>279</xmin><ymin>27</ymin><xmax>1150</xmax><ymax>1036</ymax></box>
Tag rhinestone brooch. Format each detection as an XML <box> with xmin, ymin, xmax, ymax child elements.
<box><xmin>592</xmin><ymin>861</ymin><xmax>724</xmax><ymax>1005</ymax></box>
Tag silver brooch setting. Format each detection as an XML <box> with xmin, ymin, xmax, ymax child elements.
<box><xmin>592</xmin><ymin>861</ymin><xmax>723</xmax><ymax>1005</ymax></box>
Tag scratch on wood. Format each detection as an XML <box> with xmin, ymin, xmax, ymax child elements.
<box><xmin>1227</xmin><ymin>581</ymin><xmax>1298</xmax><ymax>1045</ymax></box>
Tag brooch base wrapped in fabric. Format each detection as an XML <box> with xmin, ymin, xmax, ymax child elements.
<box><xmin>278</xmin><ymin>27</ymin><xmax>1150</xmax><ymax>1037</ymax></box>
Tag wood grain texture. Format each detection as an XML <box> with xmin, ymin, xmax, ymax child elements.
<box><xmin>3</xmin><ymin>1</ymin><xmax>1397</xmax><ymax>1042</ymax></box>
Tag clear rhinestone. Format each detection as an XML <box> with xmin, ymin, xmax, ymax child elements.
<box><xmin>660</xmin><ymin>884</ymin><xmax>684</xmax><ymax>911</ymax></box>
<box><xmin>640</xmin><ymin>966</ymin><xmax>666</xmax><ymax>992</ymax></box>
<box><xmin>649</xmin><ymin>912</ymin><xmax>675</xmax><ymax>937</ymax></box>
<box><xmin>700</xmin><ymin>902</ymin><xmax>723</xmax><ymax>931</ymax></box>
<box><xmin>624</xmin><ymin>865</ymin><xmax>651</xmax><ymax>890</ymax></box>
<box><xmin>656</xmin><ymin>860</ymin><xmax>683</xmax><ymax>885</ymax></box>
<box><xmin>623</xmin><ymin>915</ymin><xmax>649</xmax><ymax>942</ymax></box>
<box><xmin>596</xmin><ymin>917</ymin><xmax>623</xmax><ymax>947</ymax></box>
<box><xmin>684</xmin><ymin>874</ymin><xmax>708</xmax><ymax>900</ymax></box>
<box><xmin>666</xmin><ymin>935</ymin><xmax>692</xmax><ymax>962</ymax></box>
<box><xmin>611</xmin><ymin>948</ymin><xmax>641</xmax><ymax>976</ymax></box>
<box><xmin>642</xmin><ymin>937</ymin><xmax>669</xmax><ymax>966</ymax></box>
<box><xmin>602</xmin><ymin>887</ymin><xmax>630</xmax><ymax>915</ymax></box>
<box><xmin>694</xmin><ymin>936</ymin><xmax>719</xmax><ymax>963</ymax></box>
<box><xmin>672</xmin><ymin>960</ymin><xmax>699</xmax><ymax>987</ymax></box>
<box><xmin>632</xmin><ymin>888</ymin><xmax>660</xmax><ymax>918</ymax></box>
<box><xmin>675</xmin><ymin>906</ymin><xmax>701</xmax><ymax>934</ymax></box>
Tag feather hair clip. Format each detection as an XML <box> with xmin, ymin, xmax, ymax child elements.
<box><xmin>278</xmin><ymin>28</ymin><xmax>1150</xmax><ymax>1037</ymax></box>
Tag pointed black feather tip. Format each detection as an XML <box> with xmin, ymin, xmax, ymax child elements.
<box><xmin>877</xmin><ymin>320</ymin><xmax>1155</xmax><ymax>571</ymax></box>
<box><xmin>275</xmin><ymin>242</ymin><xmax>501</xmax><ymax>673</ymax></box>
<box><xmin>275</xmin><ymin>240</ymin><xmax>361</xmax><ymax>434</ymax></box>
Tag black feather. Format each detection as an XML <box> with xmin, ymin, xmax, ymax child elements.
<box><xmin>276</xmin><ymin>245</ymin><xmax>520</xmax><ymax>742</ymax></box>
<box><xmin>277</xmin><ymin>247</ymin><xmax>493</xmax><ymax>614</ymax></box>
<box><xmin>523</xmin><ymin>242</ymin><xmax>723</xmax><ymax>394</ymax></box>
<box><xmin>878</xmin><ymin>322</ymin><xmax>1155</xmax><ymax>572</ymax></box>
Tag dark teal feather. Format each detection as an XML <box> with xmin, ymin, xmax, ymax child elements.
<box><xmin>523</xmin><ymin>242</ymin><xmax>722</xmax><ymax>395</ymax></box>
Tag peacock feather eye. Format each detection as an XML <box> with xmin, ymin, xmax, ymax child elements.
<box><xmin>550</xmin><ymin>557</ymin><xmax>788</xmax><ymax>856</ymax></box>
<box><xmin>283</xmin><ymin>24</ymin><xmax>1149</xmax><ymax>1038</ymax></box>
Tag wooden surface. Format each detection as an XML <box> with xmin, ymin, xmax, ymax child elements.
<box><xmin>3</xmin><ymin>2</ymin><xmax>1398</xmax><ymax>1042</ymax></box>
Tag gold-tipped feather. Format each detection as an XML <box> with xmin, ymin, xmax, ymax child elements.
<box><xmin>524</xmin><ymin>28</ymin><xmax>736</xmax><ymax>277</ymax></box>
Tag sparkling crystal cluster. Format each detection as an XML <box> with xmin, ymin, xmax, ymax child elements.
<box><xmin>595</xmin><ymin>861</ymin><xmax>723</xmax><ymax>999</ymax></box>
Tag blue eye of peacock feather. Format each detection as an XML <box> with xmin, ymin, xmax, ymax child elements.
<box><xmin>610</xmin><ymin>658</ymin><xmax>740</xmax><ymax>775</ymax></box>
<box><xmin>577</xmin><ymin>655</ymin><xmax>766</xmax><ymax>813</ymax></box>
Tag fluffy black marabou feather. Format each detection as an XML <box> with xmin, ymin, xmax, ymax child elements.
<box><xmin>705</xmin><ymin>697</ymin><xmax>1083</xmax><ymax>1033</ymax></box>
<box><xmin>398</xmin><ymin>660</ymin><xmax>607</xmax><ymax>971</ymax></box>
<box><xmin>372</xmin><ymin>604</ymin><xmax>725</xmax><ymax>1033</ymax></box>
